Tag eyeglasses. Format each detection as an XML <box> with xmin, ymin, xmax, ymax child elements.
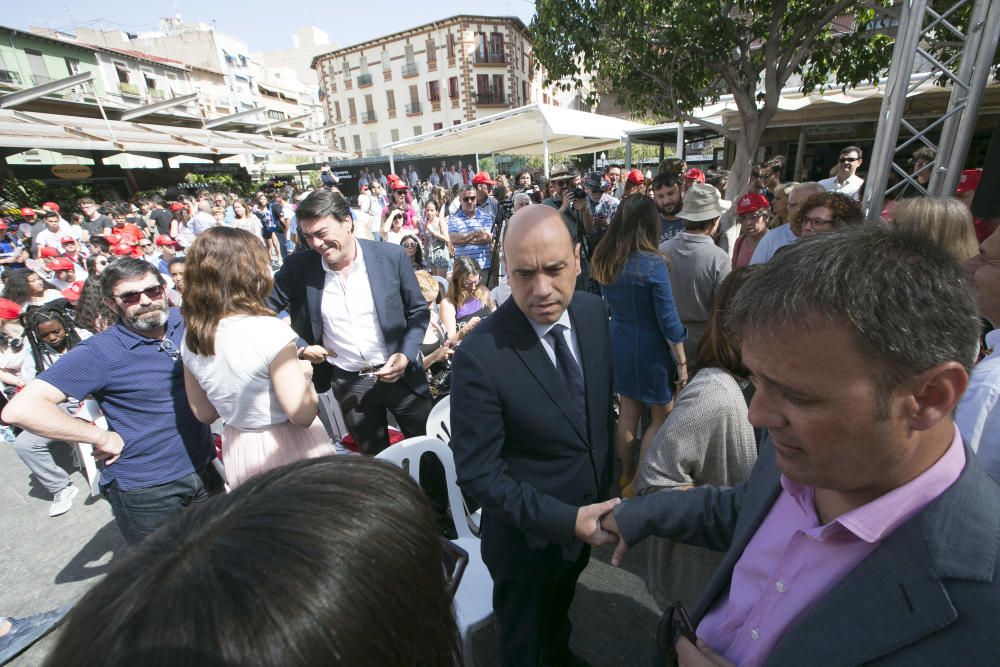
<box><xmin>402</xmin><ymin>242</ymin><xmax>418</xmax><ymax>248</ymax></box>
<box><xmin>114</xmin><ymin>284</ymin><xmax>165</xmax><ymax>305</ymax></box>
<box><xmin>440</xmin><ymin>538</ymin><xmax>468</xmax><ymax>601</ymax></box>
<box><xmin>839</xmin><ymin>157</ymin><xmax>860</xmax><ymax>164</ymax></box>
<box><xmin>801</xmin><ymin>215</ymin><xmax>834</xmax><ymax>227</ymax></box>
<box><xmin>158</xmin><ymin>337</ymin><xmax>181</xmax><ymax>362</ymax></box>
<box><xmin>461</xmin><ymin>197</ymin><xmax>476</xmax><ymax>202</ymax></box>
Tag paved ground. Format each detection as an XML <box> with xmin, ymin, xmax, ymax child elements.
<box><xmin>1</xmin><ymin>439</ymin><xmax>661</xmax><ymax>666</ymax></box>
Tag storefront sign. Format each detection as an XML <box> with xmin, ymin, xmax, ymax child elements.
<box><xmin>51</xmin><ymin>165</ymin><xmax>93</xmax><ymax>179</ymax></box>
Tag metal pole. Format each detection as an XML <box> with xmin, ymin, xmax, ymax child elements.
<box><xmin>388</xmin><ymin>151</ymin><xmax>395</xmax><ymax>173</ymax></box>
<box><xmin>676</xmin><ymin>123</ymin><xmax>684</xmax><ymax>159</ymax></box>
<box><xmin>625</xmin><ymin>137</ymin><xmax>632</xmax><ymax>170</ymax></box>
<box><xmin>475</xmin><ymin>153</ymin><xmax>480</xmax><ymax>172</ymax></box>
<box><xmin>937</xmin><ymin>0</ymin><xmax>1000</xmax><ymax>194</ymax></box>
<box><xmin>542</xmin><ymin>121</ymin><xmax>550</xmax><ymax>177</ymax></box>
<box><xmin>794</xmin><ymin>126</ymin><xmax>808</xmax><ymax>181</ymax></box>
<box><xmin>861</xmin><ymin>0</ymin><xmax>928</xmax><ymax>221</ymax></box>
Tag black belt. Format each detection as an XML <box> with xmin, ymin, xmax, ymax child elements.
<box><xmin>331</xmin><ymin>362</ymin><xmax>386</xmax><ymax>378</ymax></box>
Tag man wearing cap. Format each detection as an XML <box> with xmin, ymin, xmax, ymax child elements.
<box><xmin>474</xmin><ymin>171</ymin><xmax>500</xmax><ymax>222</ymax></box>
<box><xmin>17</xmin><ymin>208</ymin><xmax>42</xmax><ymax>241</ymax></box>
<box><xmin>584</xmin><ymin>172</ymin><xmax>619</xmax><ymax>246</ymax></box>
<box><xmin>652</xmin><ymin>172</ymin><xmax>686</xmax><ymax>244</ymax></box>
<box><xmin>955</xmin><ymin>168</ymin><xmax>998</xmax><ymax>243</ymax></box>
<box><xmin>45</xmin><ymin>257</ymin><xmax>77</xmax><ymax>291</ymax></box>
<box><xmin>661</xmin><ymin>182</ymin><xmax>732</xmax><ymax>369</ymax></box>
<box><xmin>750</xmin><ymin>182</ymin><xmax>821</xmax><ymax>265</ymax></box>
<box><xmin>818</xmin><ymin>145</ymin><xmax>865</xmax><ymax>201</ymax></box>
<box><xmin>3</xmin><ymin>258</ymin><xmax>220</xmax><ymax>544</ymax></box>
<box><xmin>623</xmin><ymin>168</ymin><xmax>646</xmax><ymax>197</ymax></box>
<box><xmin>154</xmin><ymin>235</ymin><xmax>181</xmax><ymax>281</ymax></box>
<box><xmin>732</xmin><ymin>193</ymin><xmax>772</xmax><ymax>270</ymax></box>
<box><xmin>683</xmin><ymin>168</ymin><xmax>707</xmax><ymax>195</ymax></box>
<box><xmin>59</xmin><ymin>236</ymin><xmax>87</xmax><ymax>272</ymax></box>
<box><xmin>543</xmin><ymin>168</ymin><xmax>595</xmax><ymax>291</ymax></box>
<box><xmin>449</xmin><ymin>184</ymin><xmax>494</xmax><ymax>272</ymax></box>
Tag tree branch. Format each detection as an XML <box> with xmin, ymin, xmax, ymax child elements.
<box><xmin>636</xmin><ymin>69</ymin><xmax>732</xmax><ymax>137</ymax></box>
<box><xmin>778</xmin><ymin>0</ymin><xmax>861</xmax><ymax>79</ymax></box>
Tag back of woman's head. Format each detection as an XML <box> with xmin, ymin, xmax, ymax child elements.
<box><xmin>182</xmin><ymin>226</ymin><xmax>274</xmax><ymax>355</ymax></box>
<box><xmin>45</xmin><ymin>457</ymin><xmax>461</xmax><ymax>667</ymax></box>
<box><xmin>696</xmin><ymin>267</ymin><xmax>757</xmax><ymax>378</ymax></box>
<box><xmin>590</xmin><ymin>193</ymin><xmax>661</xmax><ymax>285</ymax></box>
<box><xmin>892</xmin><ymin>196</ymin><xmax>979</xmax><ymax>262</ymax></box>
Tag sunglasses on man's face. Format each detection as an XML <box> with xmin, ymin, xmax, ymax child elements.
<box><xmin>114</xmin><ymin>284</ymin><xmax>165</xmax><ymax>305</ymax></box>
<box><xmin>462</xmin><ymin>197</ymin><xmax>476</xmax><ymax>203</ymax></box>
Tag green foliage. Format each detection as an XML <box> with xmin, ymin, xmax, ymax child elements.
<box><xmin>531</xmin><ymin>0</ymin><xmax>895</xmax><ymax>127</ymax></box>
<box><xmin>0</xmin><ymin>177</ymin><xmax>122</xmax><ymax>215</ymax></box>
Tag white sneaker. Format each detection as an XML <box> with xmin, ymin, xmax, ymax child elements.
<box><xmin>49</xmin><ymin>485</ymin><xmax>79</xmax><ymax>517</ymax></box>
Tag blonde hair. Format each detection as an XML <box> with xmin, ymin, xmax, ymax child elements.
<box><xmin>892</xmin><ymin>196</ymin><xmax>979</xmax><ymax>262</ymax></box>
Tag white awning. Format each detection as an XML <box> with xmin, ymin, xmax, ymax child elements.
<box><xmin>0</xmin><ymin>109</ymin><xmax>350</xmax><ymax>158</ymax></box>
<box><xmin>382</xmin><ymin>103</ymin><xmax>645</xmax><ymax>158</ymax></box>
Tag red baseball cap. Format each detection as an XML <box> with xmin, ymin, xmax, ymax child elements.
<box><xmin>111</xmin><ymin>242</ymin><xmax>136</xmax><ymax>256</ymax></box>
<box><xmin>61</xmin><ymin>280</ymin><xmax>85</xmax><ymax>302</ymax></box>
<box><xmin>47</xmin><ymin>257</ymin><xmax>75</xmax><ymax>272</ymax></box>
<box><xmin>626</xmin><ymin>168</ymin><xmax>645</xmax><ymax>185</ymax></box>
<box><xmin>736</xmin><ymin>193</ymin><xmax>771</xmax><ymax>216</ymax></box>
<box><xmin>60</xmin><ymin>235</ymin><xmax>76</xmax><ymax>245</ymax></box>
<box><xmin>20</xmin><ymin>207</ymin><xmax>36</xmax><ymax>218</ymax></box>
<box><xmin>389</xmin><ymin>177</ymin><xmax>408</xmax><ymax>191</ymax></box>
<box><xmin>684</xmin><ymin>168</ymin><xmax>706</xmax><ymax>183</ymax></box>
<box><xmin>0</xmin><ymin>298</ymin><xmax>21</xmax><ymax>320</ymax></box>
<box><xmin>42</xmin><ymin>202</ymin><xmax>60</xmax><ymax>212</ymax></box>
<box><xmin>472</xmin><ymin>171</ymin><xmax>496</xmax><ymax>186</ymax></box>
<box><xmin>955</xmin><ymin>168</ymin><xmax>982</xmax><ymax>194</ymax></box>
<box><xmin>38</xmin><ymin>246</ymin><xmax>59</xmax><ymax>258</ymax></box>
<box><xmin>170</xmin><ymin>202</ymin><xmax>185</xmax><ymax>212</ymax></box>
<box><xmin>155</xmin><ymin>234</ymin><xmax>179</xmax><ymax>247</ymax></box>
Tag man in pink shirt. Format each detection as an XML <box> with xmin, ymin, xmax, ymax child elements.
<box><xmin>595</xmin><ymin>225</ymin><xmax>1000</xmax><ymax>665</ymax></box>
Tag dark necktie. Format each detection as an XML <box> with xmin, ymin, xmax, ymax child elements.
<box><xmin>547</xmin><ymin>324</ymin><xmax>586</xmax><ymax>426</ymax></box>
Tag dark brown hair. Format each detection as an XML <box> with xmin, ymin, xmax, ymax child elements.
<box><xmin>591</xmin><ymin>194</ymin><xmax>664</xmax><ymax>285</ymax></box>
<box><xmin>791</xmin><ymin>191</ymin><xmax>863</xmax><ymax>235</ymax></box>
<box><xmin>182</xmin><ymin>227</ymin><xmax>274</xmax><ymax>355</ymax></box>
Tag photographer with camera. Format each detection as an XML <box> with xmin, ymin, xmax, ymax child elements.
<box><xmin>542</xmin><ymin>167</ymin><xmax>594</xmax><ymax>291</ymax></box>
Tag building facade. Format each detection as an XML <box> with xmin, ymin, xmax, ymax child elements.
<box><xmin>313</xmin><ymin>15</ymin><xmax>546</xmax><ymax>157</ymax></box>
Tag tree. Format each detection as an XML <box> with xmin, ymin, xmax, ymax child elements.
<box><xmin>531</xmin><ymin>0</ymin><xmax>895</xmax><ymax>250</ymax></box>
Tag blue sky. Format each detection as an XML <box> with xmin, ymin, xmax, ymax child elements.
<box><xmin>6</xmin><ymin>0</ymin><xmax>538</xmax><ymax>52</ymax></box>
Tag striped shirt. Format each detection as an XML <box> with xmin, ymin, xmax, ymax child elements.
<box><xmin>448</xmin><ymin>207</ymin><xmax>493</xmax><ymax>269</ymax></box>
<box><xmin>39</xmin><ymin>308</ymin><xmax>213</xmax><ymax>491</ymax></box>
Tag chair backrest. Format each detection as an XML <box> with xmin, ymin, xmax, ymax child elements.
<box><xmin>425</xmin><ymin>394</ymin><xmax>451</xmax><ymax>444</ymax></box>
<box><xmin>376</xmin><ymin>435</ymin><xmax>473</xmax><ymax>539</ymax></box>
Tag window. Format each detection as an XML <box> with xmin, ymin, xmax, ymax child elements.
<box><xmin>453</xmin><ymin>120</ymin><xmax>461</xmax><ymax>126</ymax></box>
<box><xmin>427</xmin><ymin>80</ymin><xmax>440</xmax><ymax>102</ymax></box>
<box><xmin>353</xmin><ymin>135</ymin><xmax>362</xmax><ymax>152</ymax></box>
<box><xmin>447</xmin><ymin>33</ymin><xmax>455</xmax><ymax>58</ymax></box>
<box><xmin>409</xmin><ymin>84</ymin><xmax>419</xmax><ymax>105</ymax></box>
<box><xmin>413</xmin><ymin>125</ymin><xmax>422</xmax><ymax>136</ymax></box>
<box><xmin>342</xmin><ymin>60</ymin><xmax>350</xmax><ymax>77</ymax></box>
<box><xmin>386</xmin><ymin>90</ymin><xmax>396</xmax><ymax>110</ymax></box>
<box><xmin>448</xmin><ymin>77</ymin><xmax>459</xmax><ymax>99</ymax></box>
<box><xmin>426</xmin><ymin>38</ymin><xmax>436</xmax><ymax>64</ymax></box>
<box><xmin>433</xmin><ymin>122</ymin><xmax>443</xmax><ymax>131</ymax></box>
<box><xmin>348</xmin><ymin>98</ymin><xmax>357</xmax><ymax>120</ymax></box>
<box><xmin>522</xmin><ymin>81</ymin><xmax>528</xmax><ymax>105</ymax></box>
<box><xmin>267</xmin><ymin>110</ymin><xmax>286</xmax><ymax>120</ymax></box>
<box><xmin>405</xmin><ymin>44</ymin><xmax>415</xmax><ymax>64</ymax></box>
<box><xmin>390</xmin><ymin>128</ymin><xmax>399</xmax><ymax>142</ymax></box>
<box><xmin>144</xmin><ymin>72</ymin><xmax>157</xmax><ymax>89</ymax></box>
<box><xmin>359</xmin><ymin>56</ymin><xmax>368</xmax><ymax>75</ymax></box>
<box><xmin>115</xmin><ymin>64</ymin><xmax>130</xmax><ymax>83</ymax></box>
<box><xmin>490</xmin><ymin>32</ymin><xmax>505</xmax><ymax>59</ymax></box>
<box><xmin>64</xmin><ymin>58</ymin><xmax>80</xmax><ymax>75</ymax></box>
<box><xmin>334</xmin><ymin>101</ymin><xmax>342</xmax><ymax>121</ymax></box>
<box><xmin>25</xmin><ymin>49</ymin><xmax>50</xmax><ymax>85</ymax></box>
<box><xmin>476</xmin><ymin>74</ymin><xmax>489</xmax><ymax>97</ymax></box>
<box><xmin>340</xmin><ymin>136</ymin><xmax>347</xmax><ymax>151</ymax></box>
<box><xmin>369</xmin><ymin>131</ymin><xmax>378</xmax><ymax>152</ymax></box>
<box><xmin>364</xmin><ymin>94</ymin><xmax>374</xmax><ymax>113</ymax></box>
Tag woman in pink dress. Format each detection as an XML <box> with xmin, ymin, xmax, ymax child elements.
<box><xmin>180</xmin><ymin>227</ymin><xmax>333</xmax><ymax>488</ymax></box>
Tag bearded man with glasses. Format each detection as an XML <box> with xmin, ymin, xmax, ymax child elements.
<box><xmin>3</xmin><ymin>258</ymin><xmax>220</xmax><ymax>545</ymax></box>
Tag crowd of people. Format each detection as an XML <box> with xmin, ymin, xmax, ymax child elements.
<box><xmin>1</xmin><ymin>140</ymin><xmax>999</xmax><ymax>665</ymax></box>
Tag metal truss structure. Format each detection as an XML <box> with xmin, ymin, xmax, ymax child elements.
<box><xmin>863</xmin><ymin>0</ymin><xmax>1000</xmax><ymax>220</ymax></box>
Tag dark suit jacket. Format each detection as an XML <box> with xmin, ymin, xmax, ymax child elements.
<box><xmin>265</xmin><ymin>241</ymin><xmax>430</xmax><ymax>395</ymax></box>
<box><xmin>451</xmin><ymin>292</ymin><xmax>615</xmax><ymax>583</ymax></box>
<box><xmin>615</xmin><ymin>434</ymin><xmax>1000</xmax><ymax>665</ymax></box>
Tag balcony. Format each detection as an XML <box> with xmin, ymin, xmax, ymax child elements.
<box><xmin>149</xmin><ymin>88</ymin><xmax>166</xmax><ymax>100</ymax></box>
<box><xmin>474</xmin><ymin>52</ymin><xmax>507</xmax><ymax>66</ymax></box>
<box><xmin>119</xmin><ymin>82</ymin><xmax>142</xmax><ymax>97</ymax></box>
<box><xmin>451</xmin><ymin>98</ymin><xmax>460</xmax><ymax>109</ymax></box>
<box><xmin>345</xmin><ymin>78</ymin><xmax>353</xmax><ymax>90</ymax></box>
<box><xmin>387</xmin><ymin>107</ymin><xmax>397</xmax><ymax>119</ymax></box>
<box><xmin>405</xmin><ymin>102</ymin><xmax>421</xmax><ymax>115</ymax></box>
<box><xmin>427</xmin><ymin>58</ymin><xmax>437</xmax><ymax>72</ymax></box>
<box><xmin>476</xmin><ymin>92</ymin><xmax>511</xmax><ymax>107</ymax></box>
<box><xmin>349</xmin><ymin>115</ymin><xmax>357</xmax><ymax>124</ymax></box>
<box><xmin>362</xmin><ymin>111</ymin><xmax>377</xmax><ymax>123</ymax></box>
<box><xmin>357</xmin><ymin>73</ymin><xmax>372</xmax><ymax>87</ymax></box>
<box><xmin>430</xmin><ymin>99</ymin><xmax>441</xmax><ymax>111</ymax></box>
<box><xmin>383</xmin><ymin>66</ymin><xmax>392</xmax><ymax>82</ymax></box>
<box><xmin>0</xmin><ymin>69</ymin><xmax>22</xmax><ymax>85</ymax></box>
<box><xmin>401</xmin><ymin>62</ymin><xmax>418</xmax><ymax>78</ymax></box>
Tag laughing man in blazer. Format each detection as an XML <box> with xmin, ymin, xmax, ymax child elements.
<box><xmin>266</xmin><ymin>190</ymin><xmax>430</xmax><ymax>455</ymax></box>
<box><xmin>451</xmin><ymin>205</ymin><xmax>621</xmax><ymax>667</ymax></box>
<box><xmin>600</xmin><ymin>226</ymin><xmax>1000</xmax><ymax>666</ymax></box>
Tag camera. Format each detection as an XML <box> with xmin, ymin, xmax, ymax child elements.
<box><xmin>572</xmin><ymin>187</ymin><xmax>587</xmax><ymax>200</ymax></box>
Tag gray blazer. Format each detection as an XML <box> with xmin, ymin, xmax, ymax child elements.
<box><xmin>614</xmin><ymin>433</ymin><xmax>1000</xmax><ymax>665</ymax></box>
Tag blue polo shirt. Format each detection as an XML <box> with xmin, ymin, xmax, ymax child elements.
<box><xmin>448</xmin><ymin>207</ymin><xmax>493</xmax><ymax>269</ymax></box>
<box><xmin>39</xmin><ymin>308</ymin><xmax>213</xmax><ymax>491</ymax></box>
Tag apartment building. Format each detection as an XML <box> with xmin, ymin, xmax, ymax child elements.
<box><xmin>313</xmin><ymin>15</ymin><xmax>548</xmax><ymax>157</ymax></box>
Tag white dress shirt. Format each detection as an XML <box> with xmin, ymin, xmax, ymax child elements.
<box><xmin>320</xmin><ymin>240</ymin><xmax>390</xmax><ymax>372</ymax></box>
<box><xmin>958</xmin><ymin>330</ymin><xmax>1000</xmax><ymax>476</ymax></box>
<box><xmin>818</xmin><ymin>174</ymin><xmax>864</xmax><ymax>201</ymax></box>
<box><xmin>749</xmin><ymin>223</ymin><xmax>799</xmax><ymax>265</ymax></box>
<box><xmin>528</xmin><ymin>309</ymin><xmax>583</xmax><ymax>372</ymax></box>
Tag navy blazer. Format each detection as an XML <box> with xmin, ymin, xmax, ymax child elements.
<box><xmin>451</xmin><ymin>292</ymin><xmax>615</xmax><ymax>583</ymax></box>
<box><xmin>266</xmin><ymin>240</ymin><xmax>430</xmax><ymax>394</ymax></box>
<box><xmin>614</xmin><ymin>435</ymin><xmax>1000</xmax><ymax>665</ymax></box>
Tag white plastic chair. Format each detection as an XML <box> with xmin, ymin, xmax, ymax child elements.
<box><xmin>376</xmin><ymin>436</ymin><xmax>493</xmax><ymax>665</ymax></box>
<box><xmin>425</xmin><ymin>395</ymin><xmax>451</xmax><ymax>444</ymax></box>
<box><xmin>73</xmin><ymin>399</ymin><xmax>107</xmax><ymax>497</ymax></box>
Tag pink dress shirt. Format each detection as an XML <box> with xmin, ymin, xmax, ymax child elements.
<box><xmin>697</xmin><ymin>426</ymin><xmax>966</xmax><ymax>666</ymax></box>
